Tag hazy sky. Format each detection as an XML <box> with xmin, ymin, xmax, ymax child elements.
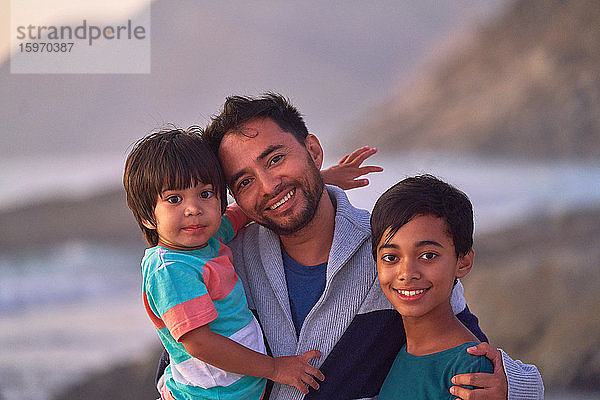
<box><xmin>1</xmin><ymin>0</ymin><xmax>508</xmax><ymax>160</ymax></box>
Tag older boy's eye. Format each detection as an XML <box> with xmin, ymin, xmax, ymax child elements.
<box><xmin>420</xmin><ymin>252</ymin><xmax>437</xmax><ymax>260</ymax></box>
<box><xmin>166</xmin><ymin>195</ymin><xmax>182</xmax><ymax>204</ymax></box>
<box><xmin>200</xmin><ymin>190</ymin><xmax>214</xmax><ymax>199</ymax></box>
<box><xmin>381</xmin><ymin>254</ymin><xmax>398</xmax><ymax>263</ymax></box>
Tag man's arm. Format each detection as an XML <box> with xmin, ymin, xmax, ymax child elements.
<box><xmin>450</xmin><ymin>284</ymin><xmax>544</xmax><ymax>399</ymax></box>
<box><xmin>456</xmin><ymin>306</ymin><xmax>488</xmax><ymax>343</ymax></box>
<box><xmin>451</xmin><ymin>284</ymin><xmax>504</xmax><ymax>399</ymax></box>
<box><xmin>449</xmin><ymin>343</ymin><xmax>543</xmax><ymax>399</ymax></box>
<box><xmin>155</xmin><ymin>348</ymin><xmax>169</xmax><ymax>389</ymax></box>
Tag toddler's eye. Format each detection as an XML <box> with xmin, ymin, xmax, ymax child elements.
<box><xmin>166</xmin><ymin>195</ymin><xmax>182</xmax><ymax>204</ymax></box>
<box><xmin>200</xmin><ymin>190</ymin><xmax>214</xmax><ymax>199</ymax></box>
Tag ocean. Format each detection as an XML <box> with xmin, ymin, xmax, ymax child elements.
<box><xmin>1</xmin><ymin>151</ymin><xmax>599</xmax><ymax>399</ymax></box>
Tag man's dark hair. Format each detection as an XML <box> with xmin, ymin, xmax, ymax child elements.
<box><xmin>370</xmin><ymin>174</ymin><xmax>474</xmax><ymax>261</ymax></box>
<box><xmin>203</xmin><ymin>92</ymin><xmax>309</xmax><ymax>152</ymax></box>
<box><xmin>123</xmin><ymin>127</ymin><xmax>227</xmax><ymax>246</ymax></box>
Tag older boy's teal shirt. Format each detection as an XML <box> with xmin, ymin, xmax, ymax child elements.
<box><xmin>378</xmin><ymin>341</ymin><xmax>494</xmax><ymax>399</ymax></box>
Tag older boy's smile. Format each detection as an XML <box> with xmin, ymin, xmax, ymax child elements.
<box><xmin>395</xmin><ymin>288</ymin><xmax>429</xmax><ymax>299</ymax></box>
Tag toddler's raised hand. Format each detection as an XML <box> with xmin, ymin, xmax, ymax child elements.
<box><xmin>270</xmin><ymin>350</ymin><xmax>325</xmax><ymax>394</ymax></box>
<box><xmin>321</xmin><ymin>146</ymin><xmax>383</xmax><ymax>190</ymax></box>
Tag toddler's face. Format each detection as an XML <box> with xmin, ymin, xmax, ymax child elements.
<box><xmin>375</xmin><ymin>214</ymin><xmax>473</xmax><ymax>320</ymax></box>
<box><xmin>143</xmin><ymin>182</ymin><xmax>222</xmax><ymax>250</ymax></box>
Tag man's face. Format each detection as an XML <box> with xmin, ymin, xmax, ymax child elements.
<box><xmin>218</xmin><ymin>118</ymin><xmax>325</xmax><ymax>236</ymax></box>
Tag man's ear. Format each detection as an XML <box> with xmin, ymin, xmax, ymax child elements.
<box><xmin>304</xmin><ymin>134</ymin><xmax>324</xmax><ymax>169</ymax></box>
<box><xmin>455</xmin><ymin>248</ymin><xmax>474</xmax><ymax>278</ymax></box>
<box><xmin>142</xmin><ymin>219</ymin><xmax>156</xmax><ymax>230</ymax></box>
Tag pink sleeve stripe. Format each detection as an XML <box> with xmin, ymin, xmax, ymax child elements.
<box><xmin>202</xmin><ymin>249</ymin><xmax>238</xmax><ymax>301</ymax></box>
<box><xmin>225</xmin><ymin>203</ymin><xmax>248</xmax><ymax>234</ymax></box>
<box><xmin>162</xmin><ymin>294</ymin><xmax>218</xmax><ymax>341</ymax></box>
<box><xmin>143</xmin><ymin>292</ymin><xmax>166</xmax><ymax>330</ymax></box>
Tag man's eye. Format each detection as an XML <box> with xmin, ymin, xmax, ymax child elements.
<box><xmin>200</xmin><ymin>190</ymin><xmax>214</xmax><ymax>199</ymax></box>
<box><xmin>238</xmin><ymin>178</ymin><xmax>251</xmax><ymax>190</ymax></box>
<box><xmin>270</xmin><ymin>154</ymin><xmax>284</xmax><ymax>165</ymax></box>
<box><xmin>420</xmin><ymin>252</ymin><xmax>437</xmax><ymax>260</ymax></box>
<box><xmin>166</xmin><ymin>195</ymin><xmax>182</xmax><ymax>204</ymax></box>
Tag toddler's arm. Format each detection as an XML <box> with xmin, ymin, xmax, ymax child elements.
<box><xmin>181</xmin><ymin>325</ymin><xmax>325</xmax><ymax>394</ymax></box>
<box><xmin>321</xmin><ymin>146</ymin><xmax>383</xmax><ymax>190</ymax></box>
<box><xmin>224</xmin><ymin>202</ymin><xmax>248</xmax><ymax>233</ymax></box>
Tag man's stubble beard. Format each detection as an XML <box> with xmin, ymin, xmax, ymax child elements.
<box><xmin>259</xmin><ymin>159</ymin><xmax>324</xmax><ymax>237</ymax></box>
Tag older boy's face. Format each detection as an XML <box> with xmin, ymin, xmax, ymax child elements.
<box><xmin>376</xmin><ymin>214</ymin><xmax>473</xmax><ymax>320</ymax></box>
<box><xmin>217</xmin><ymin>117</ymin><xmax>325</xmax><ymax>236</ymax></box>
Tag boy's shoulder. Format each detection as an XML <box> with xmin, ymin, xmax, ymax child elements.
<box><xmin>141</xmin><ymin>246</ymin><xmax>212</xmax><ymax>274</ymax></box>
<box><xmin>142</xmin><ymin>246</ymin><xmax>177</xmax><ymax>264</ymax></box>
<box><xmin>142</xmin><ymin>246</ymin><xmax>166</xmax><ymax>268</ymax></box>
<box><xmin>444</xmin><ymin>342</ymin><xmax>494</xmax><ymax>375</ymax></box>
<box><xmin>394</xmin><ymin>342</ymin><xmax>493</xmax><ymax>375</ymax></box>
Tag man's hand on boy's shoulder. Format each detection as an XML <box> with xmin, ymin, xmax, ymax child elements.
<box><xmin>449</xmin><ymin>343</ymin><xmax>508</xmax><ymax>400</ymax></box>
<box><xmin>321</xmin><ymin>146</ymin><xmax>383</xmax><ymax>190</ymax></box>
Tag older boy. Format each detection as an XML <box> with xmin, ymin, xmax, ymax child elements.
<box><xmin>371</xmin><ymin>175</ymin><xmax>496</xmax><ymax>398</ymax></box>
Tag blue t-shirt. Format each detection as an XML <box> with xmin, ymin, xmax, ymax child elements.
<box><xmin>378</xmin><ymin>341</ymin><xmax>494</xmax><ymax>400</ymax></box>
<box><xmin>282</xmin><ymin>249</ymin><xmax>327</xmax><ymax>335</ymax></box>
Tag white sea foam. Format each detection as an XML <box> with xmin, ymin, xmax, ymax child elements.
<box><xmin>0</xmin><ymin>152</ymin><xmax>127</xmax><ymax>211</ymax></box>
<box><xmin>0</xmin><ymin>240</ymin><xmax>142</xmax><ymax>312</ymax></box>
<box><xmin>0</xmin><ymin>293</ymin><xmax>158</xmax><ymax>400</ymax></box>
<box><xmin>338</xmin><ymin>151</ymin><xmax>600</xmax><ymax>233</ymax></box>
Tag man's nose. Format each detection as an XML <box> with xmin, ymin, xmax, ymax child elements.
<box><xmin>258</xmin><ymin>170</ymin><xmax>283</xmax><ymax>195</ymax></box>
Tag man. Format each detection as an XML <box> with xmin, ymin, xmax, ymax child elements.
<box><xmin>160</xmin><ymin>93</ymin><xmax>544</xmax><ymax>399</ymax></box>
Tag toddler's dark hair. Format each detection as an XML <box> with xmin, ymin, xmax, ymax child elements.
<box><xmin>123</xmin><ymin>127</ymin><xmax>227</xmax><ymax>246</ymax></box>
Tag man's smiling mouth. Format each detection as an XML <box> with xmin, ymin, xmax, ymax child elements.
<box><xmin>269</xmin><ymin>189</ymin><xmax>295</xmax><ymax>210</ymax></box>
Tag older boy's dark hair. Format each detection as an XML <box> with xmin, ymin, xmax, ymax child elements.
<box><xmin>203</xmin><ymin>92</ymin><xmax>309</xmax><ymax>152</ymax></box>
<box><xmin>123</xmin><ymin>127</ymin><xmax>227</xmax><ymax>246</ymax></box>
<box><xmin>370</xmin><ymin>174</ymin><xmax>474</xmax><ymax>260</ymax></box>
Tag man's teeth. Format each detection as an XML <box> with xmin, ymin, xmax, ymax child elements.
<box><xmin>397</xmin><ymin>289</ymin><xmax>425</xmax><ymax>296</ymax></box>
<box><xmin>270</xmin><ymin>190</ymin><xmax>294</xmax><ymax>210</ymax></box>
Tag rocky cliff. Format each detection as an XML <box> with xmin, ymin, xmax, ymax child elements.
<box><xmin>351</xmin><ymin>0</ymin><xmax>600</xmax><ymax>160</ymax></box>
<box><xmin>464</xmin><ymin>205</ymin><xmax>600</xmax><ymax>391</ymax></box>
